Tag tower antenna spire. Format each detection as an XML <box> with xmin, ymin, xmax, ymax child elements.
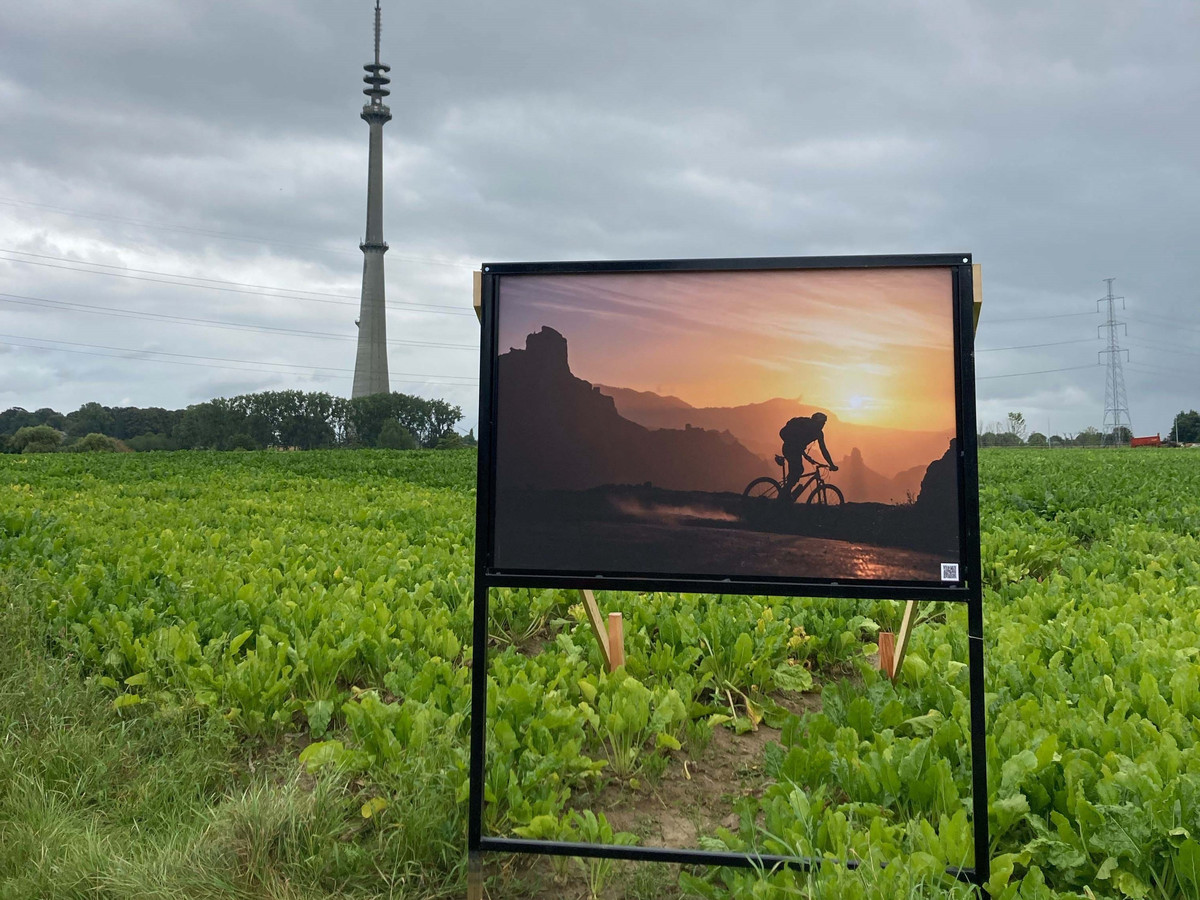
<box><xmin>374</xmin><ymin>0</ymin><xmax>381</xmax><ymax>67</ymax></box>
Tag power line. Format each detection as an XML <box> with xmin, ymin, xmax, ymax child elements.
<box><xmin>0</xmin><ymin>333</ymin><xmax>479</xmax><ymax>385</ymax></box>
<box><xmin>0</xmin><ymin>253</ymin><xmax>476</xmax><ymax>316</ymax></box>
<box><xmin>1126</xmin><ymin>337</ymin><xmax>1200</xmax><ymax>359</ymax></box>
<box><xmin>983</xmin><ymin>310</ymin><xmax>1100</xmax><ymax>324</ymax></box>
<box><xmin>976</xmin><ymin>364</ymin><xmax>1097</xmax><ymax>381</ymax></box>
<box><xmin>1</xmin><ymin>248</ymin><xmax>381</xmax><ymax>301</ymax></box>
<box><xmin>0</xmin><ymin>197</ymin><xmax>352</xmax><ymax>257</ymax></box>
<box><xmin>1</xmin><ymin>337</ymin><xmax>348</xmax><ymax>379</ymax></box>
<box><xmin>976</xmin><ymin>338</ymin><xmax>1097</xmax><ymax>352</ymax></box>
<box><xmin>0</xmin><ymin>291</ymin><xmax>477</xmax><ymax>350</ymax></box>
<box><xmin>0</xmin><ymin>197</ymin><xmax>473</xmax><ymax>269</ymax></box>
<box><xmin>1128</xmin><ymin>311</ymin><xmax>1200</xmax><ymax>336</ymax></box>
<box><xmin>1127</xmin><ymin>362</ymin><xmax>1198</xmax><ymax>378</ymax></box>
<box><xmin>2</xmin><ymin>338</ymin><xmax>473</xmax><ymax>387</ymax></box>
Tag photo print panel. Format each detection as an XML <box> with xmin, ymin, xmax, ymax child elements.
<box><xmin>479</xmin><ymin>256</ymin><xmax>978</xmax><ymax>598</ymax></box>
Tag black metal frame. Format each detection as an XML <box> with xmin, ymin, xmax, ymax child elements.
<box><xmin>469</xmin><ymin>254</ymin><xmax>989</xmax><ymax>892</ymax></box>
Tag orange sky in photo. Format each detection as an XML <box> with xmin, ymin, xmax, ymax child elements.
<box><xmin>497</xmin><ymin>267</ymin><xmax>958</xmax><ymax>431</ymax></box>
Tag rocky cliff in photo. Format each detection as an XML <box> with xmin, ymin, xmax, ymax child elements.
<box><xmin>495</xmin><ymin>327</ymin><xmax>768</xmax><ymax>493</ymax></box>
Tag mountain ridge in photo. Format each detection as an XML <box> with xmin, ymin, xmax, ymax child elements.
<box><xmin>495</xmin><ymin>327</ymin><xmax>767</xmax><ymax>493</ymax></box>
<box><xmin>594</xmin><ymin>387</ymin><xmax>953</xmax><ymax>482</ymax></box>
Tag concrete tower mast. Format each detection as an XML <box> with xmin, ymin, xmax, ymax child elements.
<box><xmin>1098</xmin><ymin>277</ymin><xmax>1132</xmax><ymax>445</ymax></box>
<box><xmin>352</xmin><ymin>0</ymin><xmax>391</xmax><ymax>398</ymax></box>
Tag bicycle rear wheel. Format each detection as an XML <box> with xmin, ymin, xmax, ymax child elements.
<box><xmin>743</xmin><ymin>477</ymin><xmax>785</xmax><ymax>501</ymax></box>
<box><xmin>806</xmin><ymin>484</ymin><xmax>845</xmax><ymax>507</ymax></box>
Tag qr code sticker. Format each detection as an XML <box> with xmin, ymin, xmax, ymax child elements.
<box><xmin>940</xmin><ymin>563</ymin><xmax>959</xmax><ymax>582</ymax></box>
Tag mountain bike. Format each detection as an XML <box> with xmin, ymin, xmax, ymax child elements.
<box><xmin>742</xmin><ymin>455</ymin><xmax>844</xmax><ymax>506</ymax></box>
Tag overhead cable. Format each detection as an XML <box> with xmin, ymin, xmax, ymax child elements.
<box><xmin>0</xmin><ymin>253</ymin><xmax>475</xmax><ymax>316</ymax></box>
<box><xmin>976</xmin><ymin>364</ymin><xmax>1097</xmax><ymax>381</ymax></box>
<box><xmin>0</xmin><ymin>197</ymin><xmax>472</xmax><ymax>269</ymax></box>
<box><xmin>0</xmin><ymin>333</ymin><xmax>478</xmax><ymax>384</ymax></box>
<box><xmin>0</xmin><ymin>292</ymin><xmax>477</xmax><ymax>350</ymax></box>
<box><xmin>976</xmin><ymin>338</ymin><xmax>1097</xmax><ymax>352</ymax></box>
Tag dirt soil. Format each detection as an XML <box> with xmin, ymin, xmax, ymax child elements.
<box><xmin>582</xmin><ymin>689</ymin><xmax>823</xmax><ymax>850</ymax></box>
<box><xmin>481</xmin><ymin>688</ymin><xmax>825</xmax><ymax>899</ymax></box>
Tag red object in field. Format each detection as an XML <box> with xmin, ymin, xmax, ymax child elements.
<box><xmin>1131</xmin><ymin>434</ymin><xmax>1161</xmax><ymax>447</ymax></box>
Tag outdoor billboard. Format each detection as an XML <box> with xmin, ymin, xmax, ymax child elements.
<box><xmin>475</xmin><ymin>255</ymin><xmax>979</xmax><ymax>600</ymax></box>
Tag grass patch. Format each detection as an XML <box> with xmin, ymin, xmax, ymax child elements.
<box><xmin>0</xmin><ymin>571</ymin><xmax>466</xmax><ymax>899</ymax></box>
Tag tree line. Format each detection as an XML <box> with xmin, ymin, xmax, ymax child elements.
<box><xmin>1169</xmin><ymin>410</ymin><xmax>1200</xmax><ymax>443</ymax></box>
<box><xmin>0</xmin><ymin>390</ymin><xmax>473</xmax><ymax>454</ymax></box>
<box><xmin>980</xmin><ymin>410</ymin><xmax>1200</xmax><ymax>448</ymax></box>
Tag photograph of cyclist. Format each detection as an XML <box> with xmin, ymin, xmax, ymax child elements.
<box><xmin>780</xmin><ymin>412</ymin><xmax>838</xmax><ymax>491</ymax></box>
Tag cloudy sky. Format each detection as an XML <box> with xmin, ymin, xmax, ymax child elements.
<box><xmin>1</xmin><ymin>0</ymin><xmax>1196</xmax><ymax>438</ymax></box>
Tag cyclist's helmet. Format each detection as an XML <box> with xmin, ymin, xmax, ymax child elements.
<box><xmin>813</xmin><ymin>412</ymin><xmax>828</xmax><ymax>426</ymax></box>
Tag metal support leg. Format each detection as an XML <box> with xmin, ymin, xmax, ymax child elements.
<box><xmin>968</xmin><ymin>596</ymin><xmax>991</xmax><ymax>895</ymax></box>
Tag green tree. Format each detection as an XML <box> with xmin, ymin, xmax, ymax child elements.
<box><xmin>1171</xmin><ymin>410</ymin><xmax>1200</xmax><ymax>443</ymax></box>
<box><xmin>377</xmin><ymin>420</ymin><xmax>417</xmax><ymax>450</ymax></box>
<box><xmin>33</xmin><ymin>407</ymin><xmax>69</xmax><ymax>431</ymax></box>
<box><xmin>109</xmin><ymin>406</ymin><xmax>181</xmax><ymax>440</ymax></box>
<box><xmin>125</xmin><ymin>432</ymin><xmax>176</xmax><ymax>452</ymax></box>
<box><xmin>0</xmin><ymin>407</ymin><xmax>38</xmax><ymax>437</ymax></box>
<box><xmin>348</xmin><ymin>392</ymin><xmax>463</xmax><ymax>448</ymax></box>
<box><xmin>1027</xmin><ymin>432</ymin><xmax>1048</xmax><ymax>448</ymax></box>
<box><xmin>174</xmin><ymin>400</ymin><xmax>248</xmax><ymax>450</ymax></box>
<box><xmin>67</xmin><ymin>402</ymin><xmax>115</xmax><ymax>438</ymax></box>
<box><xmin>424</xmin><ymin>400</ymin><xmax>464</xmax><ymax>448</ymax></box>
<box><xmin>347</xmin><ymin>392</ymin><xmax>397</xmax><ymax>446</ymax></box>
<box><xmin>227</xmin><ymin>432</ymin><xmax>259</xmax><ymax>450</ymax></box>
<box><xmin>72</xmin><ymin>432</ymin><xmax>122</xmax><ymax>452</ymax></box>
<box><xmin>11</xmin><ymin>425</ymin><xmax>63</xmax><ymax>453</ymax></box>
<box><xmin>2</xmin><ymin>407</ymin><xmax>68</xmax><ymax>435</ymax></box>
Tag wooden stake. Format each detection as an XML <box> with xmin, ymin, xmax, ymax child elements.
<box><xmin>892</xmin><ymin>600</ymin><xmax>918</xmax><ymax>680</ymax></box>
<box><xmin>878</xmin><ymin>631</ymin><xmax>896</xmax><ymax>678</ymax></box>
<box><xmin>467</xmin><ymin>851</ymin><xmax>483</xmax><ymax>900</ymax></box>
<box><xmin>607</xmin><ymin>612</ymin><xmax>625</xmax><ymax>671</ymax></box>
<box><xmin>972</xmin><ymin>263</ymin><xmax>983</xmax><ymax>332</ymax></box>
<box><xmin>580</xmin><ymin>589</ymin><xmax>612</xmax><ymax>671</ymax></box>
<box><xmin>472</xmin><ymin>270</ymin><xmax>483</xmax><ymax>323</ymax></box>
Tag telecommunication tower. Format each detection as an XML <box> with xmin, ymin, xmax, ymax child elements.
<box><xmin>351</xmin><ymin>0</ymin><xmax>392</xmax><ymax>398</ymax></box>
<box><xmin>1098</xmin><ymin>278</ymin><xmax>1131</xmax><ymax>445</ymax></box>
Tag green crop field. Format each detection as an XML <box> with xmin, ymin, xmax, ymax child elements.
<box><xmin>2</xmin><ymin>449</ymin><xmax>1199</xmax><ymax>899</ymax></box>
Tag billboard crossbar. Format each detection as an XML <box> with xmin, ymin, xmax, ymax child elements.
<box><xmin>480</xmin><ymin>836</ymin><xmax>978</xmax><ymax>883</ymax></box>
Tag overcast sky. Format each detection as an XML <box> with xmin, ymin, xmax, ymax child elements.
<box><xmin>1</xmin><ymin>0</ymin><xmax>1196</xmax><ymax>438</ymax></box>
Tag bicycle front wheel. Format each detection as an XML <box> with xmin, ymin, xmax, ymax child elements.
<box><xmin>806</xmin><ymin>484</ymin><xmax>845</xmax><ymax>507</ymax></box>
<box><xmin>743</xmin><ymin>477</ymin><xmax>785</xmax><ymax>501</ymax></box>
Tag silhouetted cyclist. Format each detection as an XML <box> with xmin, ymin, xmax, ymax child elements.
<box><xmin>779</xmin><ymin>412</ymin><xmax>838</xmax><ymax>490</ymax></box>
